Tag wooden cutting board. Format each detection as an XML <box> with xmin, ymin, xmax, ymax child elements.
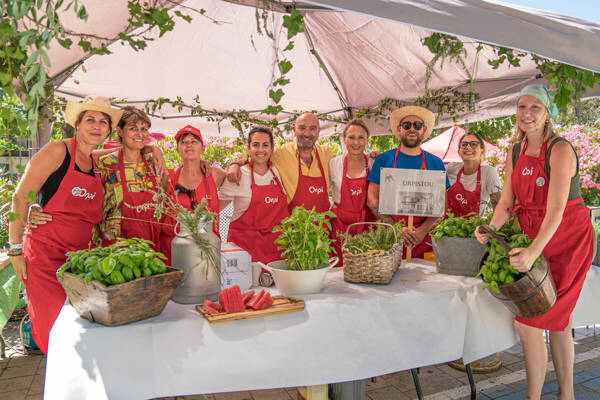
<box><xmin>196</xmin><ymin>295</ymin><xmax>305</xmax><ymax>323</ymax></box>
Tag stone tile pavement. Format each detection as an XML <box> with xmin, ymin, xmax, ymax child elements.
<box><xmin>2</xmin><ymin>321</ymin><xmax>600</xmax><ymax>399</ymax></box>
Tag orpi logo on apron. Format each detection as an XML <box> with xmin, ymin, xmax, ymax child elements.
<box><xmin>522</xmin><ymin>167</ymin><xmax>534</xmax><ymax>176</ymax></box>
<box><xmin>71</xmin><ymin>186</ymin><xmax>96</xmax><ymax>200</ymax></box>
<box><xmin>264</xmin><ymin>196</ymin><xmax>279</xmax><ymax>204</ymax></box>
<box><xmin>309</xmin><ymin>186</ymin><xmax>324</xmax><ymax>194</ymax></box>
<box><xmin>455</xmin><ymin>193</ymin><xmax>467</xmax><ymax>205</ymax></box>
<box><xmin>351</xmin><ymin>187</ymin><xmax>363</xmax><ymax>197</ymax></box>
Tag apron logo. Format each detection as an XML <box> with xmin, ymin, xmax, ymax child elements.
<box><xmin>455</xmin><ymin>193</ymin><xmax>467</xmax><ymax>205</ymax></box>
<box><xmin>264</xmin><ymin>196</ymin><xmax>279</xmax><ymax>204</ymax></box>
<box><xmin>522</xmin><ymin>167</ymin><xmax>534</xmax><ymax>176</ymax></box>
<box><xmin>124</xmin><ymin>202</ymin><xmax>154</xmax><ymax>213</ymax></box>
<box><xmin>71</xmin><ymin>186</ymin><xmax>96</xmax><ymax>200</ymax></box>
<box><xmin>351</xmin><ymin>188</ymin><xmax>363</xmax><ymax>197</ymax></box>
<box><xmin>309</xmin><ymin>186</ymin><xmax>324</xmax><ymax>194</ymax></box>
<box><xmin>536</xmin><ymin>177</ymin><xmax>546</xmax><ymax>187</ymax></box>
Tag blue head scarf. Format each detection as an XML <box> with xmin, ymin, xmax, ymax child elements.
<box><xmin>517</xmin><ymin>84</ymin><xmax>558</xmax><ymax>120</ymax></box>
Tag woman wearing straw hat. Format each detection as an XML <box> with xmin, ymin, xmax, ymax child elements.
<box><xmin>475</xmin><ymin>84</ymin><xmax>594</xmax><ymax>400</ymax></box>
<box><xmin>7</xmin><ymin>96</ymin><xmax>122</xmax><ymax>353</ymax></box>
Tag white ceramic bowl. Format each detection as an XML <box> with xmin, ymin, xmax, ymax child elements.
<box><xmin>262</xmin><ymin>257</ymin><xmax>338</xmax><ymax>295</ymax></box>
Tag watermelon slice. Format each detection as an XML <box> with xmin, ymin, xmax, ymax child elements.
<box><xmin>226</xmin><ymin>285</ymin><xmax>245</xmax><ymax>313</ymax></box>
<box><xmin>253</xmin><ymin>292</ymin><xmax>273</xmax><ymax>310</ymax></box>
<box><xmin>218</xmin><ymin>291</ymin><xmax>227</xmax><ymax>310</ymax></box>
<box><xmin>242</xmin><ymin>290</ymin><xmax>255</xmax><ymax>304</ymax></box>
<box><xmin>204</xmin><ymin>300</ymin><xmax>222</xmax><ymax>312</ymax></box>
<box><xmin>204</xmin><ymin>304</ymin><xmax>220</xmax><ymax>315</ymax></box>
<box><xmin>246</xmin><ymin>289</ymin><xmax>266</xmax><ymax>310</ymax></box>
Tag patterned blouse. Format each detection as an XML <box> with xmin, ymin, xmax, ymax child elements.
<box><xmin>93</xmin><ymin>152</ymin><xmax>158</xmax><ymax>244</ymax></box>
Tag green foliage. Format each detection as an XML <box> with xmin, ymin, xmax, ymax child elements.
<box><xmin>58</xmin><ymin>237</ymin><xmax>168</xmax><ymax>286</ymax></box>
<box><xmin>460</xmin><ymin>116</ymin><xmax>515</xmax><ymax>144</ymax></box>
<box><xmin>341</xmin><ymin>221</ymin><xmax>404</xmax><ymax>255</ymax></box>
<box><xmin>273</xmin><ymin>206</ymin><xmax>336</xmax><ymax>271</ymax></box>
<box><xmin>368</xmin><ymin>135</ymin><xmax>399</xmax><ymax>152</ymax></box>
<box><xmin>431</xmin><ymin>213</ymin><xmax>488</xmax><ymax>240</ymax></box>
<box><xmin>486</xmin><ymin>46</ymin><xmax>600</xmax><ymax>109</ymax></box>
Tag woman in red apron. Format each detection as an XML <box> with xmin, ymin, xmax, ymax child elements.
<box><xmin>97</xmin><ymin>107</ymin><xmax>164</xmax><ymax>251</ymax></box>
<box><xmin>329</xmin><ymin>120</ymin><xmax>375</xmax><ymax>267</ymax></box>
<box><xmin>447</xmin><ymin>132</ymin><xmax>501</xmax><ymax>217</ymax></box>
<box><xmin>476</xmin><ymin>84</ymin><xmax>594</xmax><ymax>400</ymax></box>
<box><xmin>221</xmin><ymin>126</ymin><xmax>290</xmax><ymax>263</ymax></box>
<box><xmin>8</xmin><ymin>96</ymin><xmax>122</xmax><ymax>353</ymax></box>
<box><xmin>160</xmin><ymin>125</ymin><xmax>225</xmax><ymax>264</ymax></box>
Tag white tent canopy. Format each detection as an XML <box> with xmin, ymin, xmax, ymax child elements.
<box><xmin>48</xmin><ymin>0</ymin><xmax>600</xmax><ymax>138</ymax></box>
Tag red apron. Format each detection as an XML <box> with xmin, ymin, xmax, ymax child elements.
<box><xmin>227</xmin><ymin>163</ymin><xmax>290</xmax><ymax>264</ymax></box>
<box><xmin>330</xmin><ymin>155</ymin><xmax>374</xmax><ymax>267</ymax></box>
<box><xmin>447</xmin><ymin>166</ymin><xmax>481</xmax><ymax>217</ymax></box>
<box><xmin>391</xmin><ymin>148</ymin><xmax>432</xmax><ymax>259</ymax></box>
<box><xmin>102</xmin><ymin>150</ymin><xmax>161</xmax><ymax>250</ymax></box>
<box><xmin>512</xmin><ymin>139</ymin><xmax>594</xmax><ymax>331</ymax></box>
<box><xmin>159</xmin><ymin>167</ymin><xmax>220</xmax><ymax>264</ymax></box>
<box><xmin>23</xmin><ymin>138</ymin><xmax>103</xmax><ymax>353</ymax></box>
<box><xmin>288</xmin><ymin>149</ymin><xmax>330</xmax><ymax>213</ymax></box>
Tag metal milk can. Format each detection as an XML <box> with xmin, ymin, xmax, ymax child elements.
<box><xmin>170</xmin><ymin>216</ymin><xmax>221</xmax><ymax>304</ymax></box>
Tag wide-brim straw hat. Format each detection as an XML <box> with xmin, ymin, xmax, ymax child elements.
<box><xmin>64</xmin><ymin>96</ymin><xmax>124</xmax><ymax>128</ymax></box>
<box><xmin>390</xmin><ymin>106</ymin><xmax>436</xmax><ymax>140</ymax></box>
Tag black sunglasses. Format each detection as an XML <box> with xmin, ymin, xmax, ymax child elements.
<box><xmin>460</xmin><ymin>141</ymin><xmax>481</xmax><ymax>149</ymax></box>
<box><xmin>400</xmin><ymin>121</ymin><xmax>424</xmax><ymax>130</ymax></box>
<box><xmin>175</xmin><ymin>184</ymin><xmax>197</xmax><ymax>209</ymax></box>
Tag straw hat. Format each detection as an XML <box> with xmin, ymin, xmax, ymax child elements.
<box><xmin>390</xmin><ymin>106</ymin><xmax>436</xmax><ymax>140</ymax></box>
<box><xmin>64</xmin><ymin>96</ymin><xmax>123</xmax><ymax>128</ymax></box>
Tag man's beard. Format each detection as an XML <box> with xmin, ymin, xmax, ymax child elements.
<box><xmin>401</xmin><ymin>132</ymin><xmax>422</xmax><ymax>148</ymax></box>
<box><xmin>297</xmin><ymin>136</ymin><xmax>317</xmax><ymax>150</ymax></box>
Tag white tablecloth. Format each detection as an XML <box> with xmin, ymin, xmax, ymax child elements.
<box><xmin>45</xmin><ymin>261</ymin><xmax>519</xmax><ymax>400</ymax></box>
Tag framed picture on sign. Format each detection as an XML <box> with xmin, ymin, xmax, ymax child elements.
<box><xmin>378</xmin><ymin>168</ymin><xmax>446</xmax><ymax>217</ymax></box>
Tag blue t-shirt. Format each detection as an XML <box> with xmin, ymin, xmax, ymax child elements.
<box><xmin>367</xmin><ymin>148</ymin><xmax>450</xmax><ymax>188</ymax></box>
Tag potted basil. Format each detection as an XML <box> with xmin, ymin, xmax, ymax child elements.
<box><xmin>264</xmin><ymin>206</ymin><xmax>338</xmax><ymax>295</ymax></box>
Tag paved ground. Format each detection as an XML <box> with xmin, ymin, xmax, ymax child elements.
<box><xmin>2</xmin><ymin>321</ymin><xmax>600</xmax><ymax>400</ymax></box>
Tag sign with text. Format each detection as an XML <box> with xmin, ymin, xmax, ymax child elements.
<box><xmin>378</xmin><ymin>168</ymin><xmax>446</xmax><ymax>217</ymax></box>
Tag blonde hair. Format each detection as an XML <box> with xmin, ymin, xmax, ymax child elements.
<box><xmin>515</xmin><ymin>113</ymin><xmax>553</xmax><ymax>142</ymax></box>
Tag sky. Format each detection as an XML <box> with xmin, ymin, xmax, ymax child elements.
<box><xmin>498</xmin><ymin>0</ymin><xmax>600</xmax><ymax>24</ymax></box>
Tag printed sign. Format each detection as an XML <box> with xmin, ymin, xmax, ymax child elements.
<box><xmin>378</xmin><ymin>168</ymin><xmax>446</xmax><ymax>217</ymax></box>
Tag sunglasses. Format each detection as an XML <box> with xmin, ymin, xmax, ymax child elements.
<box><xmin>460</xmin><ymin>141</ymin><xmax>481</xmax><ymax>149</ymax></box>
<box><xmin>400</xmin><ymin>121</ymin><xmax>424</xmax><ymax>130</ymax></box>
<box><xmin>175</xmin><ymin>184</ymin><xmax>197</xmax><ymax>210</ymax></box>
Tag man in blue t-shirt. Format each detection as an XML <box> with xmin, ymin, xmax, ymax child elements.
<box><xmin>367</xmin><ymin>105</ymin><xmax>449</xmax><ymax>258</ymax></box>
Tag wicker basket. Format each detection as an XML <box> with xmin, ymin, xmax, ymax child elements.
<box><xmin>57</xmin><ymin>267</ymin><xmax>184</xmax><ymax>327</ymax></box>
<box><xmin>342</xmin><ymin>222</ymin><xmax>403</xmax><ymax>284</ymax></box>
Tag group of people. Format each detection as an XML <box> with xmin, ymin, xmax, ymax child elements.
<box><xmin>6</xmin><ymin>84</ymin><xmax>595</xmax><ymax>400</ymax></box>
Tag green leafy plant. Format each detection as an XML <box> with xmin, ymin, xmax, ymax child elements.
<box><xmin>431</xmin><ymin>212</ymin><xmax>488</xmax><ymax>240</ymax></box>
<box><xmin>58</xmin><ymin>237</ymin><xmax>168</xmax><ymax>286</ymax></box>
<box><xmin>152</xmin><ymin>194</ymin><xmax>220</xmax><ymax>277</ymax></box>
<box><xmin>478</xmin><ymin>232</ymin><xmax>539</xmax><ymax>293</ymax></box>
<box><xmin>272</xmin><ymin>206</ymin><xmax>335</xmax><ymax>271</ymax></box>
<box><xmin>340</xmin><ymin>221</ymin><xmax>404</xmax><ymax>255</ymax></box>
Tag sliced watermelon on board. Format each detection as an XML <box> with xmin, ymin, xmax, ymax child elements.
<box><xmin>204</xmin><ymin>300</ymin><xmax>222</xmax><ymax>312</ymax></box>
<box><xmin>225</xmin><ymin>285</ymin><xmax>245</xmax><ymax>313</ymax></box>
<box><xmin>246</xmin><ymin>289</ymin><xmax>266</xmax><ymax>310</ymax></box>
<box><xmin>204</xmin><ymin>304</ymin><xmax>220</xmax><ymax>315</ymax></box>
<box><xmin>242</xmin><ymin>290</ymin><xmax>255</xmax><ymax>304</ymax></box>
<box><xmin>253</xmin><ymin>292</ymin><xmax>273</xmax><ymax>310</ymax></box>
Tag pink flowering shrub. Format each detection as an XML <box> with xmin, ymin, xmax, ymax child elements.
<box><xmin>155</xmin><ymin>135</ymin><xmax>247</xmax><ymax>170</ymax></box>
<box><xmin>483</xmin><ymin>124</ymin><xmax>600</xmax><ymax>206</ymax></box>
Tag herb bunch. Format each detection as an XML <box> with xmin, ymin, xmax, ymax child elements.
<box><xmin>341</xmin><ymin>221</ymin><xmax>405</xmax><ymax>255</ymax></box>
<box><xmin>273</xmin><ymin>206</ymin><xmax>335</xmax><ymax>271</ymax></box>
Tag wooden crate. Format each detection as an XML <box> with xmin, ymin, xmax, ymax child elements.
<box><xmin>57</xmin><ymin>267</ymin><xmax>184</xmax><ymax>327</ymax></box>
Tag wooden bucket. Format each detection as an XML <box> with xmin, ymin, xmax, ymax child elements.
<box><xmin>57</xmin><ymin>267</ymin><xmax>184</xmax><ymax>326</ymax></box>
<box><xmin>478</xmin><ymin>227</ymin><xmax>557</xmax><ymax>318</ymax></box>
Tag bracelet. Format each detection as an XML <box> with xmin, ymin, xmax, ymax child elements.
<box><xmin>8</xmin><ymin>243</ymin><xmax>23</xmax><ymax>250</ymax></box>
<box><xmin>7</xmin><ymin>249</ymin><xmax>23</xmax><ymax>257</ymax></box>
<box><xmin>229</xmin><ymin>161</ymin><xmax>241</xmax><ymax>167</ymax></box>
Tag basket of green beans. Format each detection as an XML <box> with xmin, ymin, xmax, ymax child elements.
<box><xmin>341</xmin><ymin>221</ymin><xmax>404</xmax><ymax>284</ymax></box>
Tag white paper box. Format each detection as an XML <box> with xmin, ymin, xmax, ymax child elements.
<box><xmin>221</xmin><ymin>242</ymin><xmax>252</xmax><ymax>291</ymax></box>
